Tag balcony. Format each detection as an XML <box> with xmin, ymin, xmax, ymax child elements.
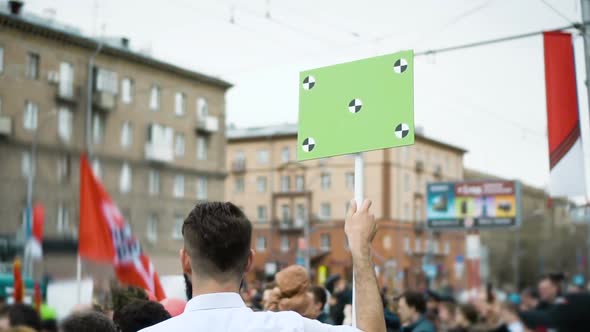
<box><xmin>196</xmin><ymin>116</ymin><xmax>219</xmax><ymax>134</ymax></box>
<box><xmin>145</xmin><ymin>143</ymin><xmax>173</xmax><ymax>163</ymax></box>
<box><xmin>56</xmin><ymin>85</ymin><xmax>81</xmax><ymax>105</ymax></box>
<box><xmin>415</xmin><ymin>160</ymin><xmax>424</xmax><ymax>173</ymax></box>
<box><xmin>0</xmin><ymin>116</ymin><xmax>12</xmax><ymax>136</ymax></box>
<box><xmin>231</xmin><ymin>160</ymin><xmax>246</xmax><ymax>173</ymax></box>
<box><xmin>276</xmin><ymin>219</ymin><xmax>304</xmax><ymax>232</ymax></box>
<box><xmin>93</xmin><ymin>91</ymin><xmax>116</xmax><ymax>111</ymax></box>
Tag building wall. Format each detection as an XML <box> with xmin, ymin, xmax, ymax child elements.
<box><xmin>0</xmin><ymin>23</ymin><xmax>228</xmax><ymax>276</ymax></box>
<box><xmin>226</xmin><ymin>131</ymin><xmax>466</xmax><ymax>289</ymax></box>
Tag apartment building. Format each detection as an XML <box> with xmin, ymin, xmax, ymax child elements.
<box><xmin>0</xmin><ymin>5</ymin><xmax>230</xmax><ymax>278</ymax></box>
<box><xmin>226</xmin><ymin>124</ymin><xmax>467</xmax><ymax>289</ymax></box>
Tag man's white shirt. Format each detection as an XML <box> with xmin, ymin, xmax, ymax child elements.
<box><xmin>140</xmin><ymin>292</ymin><xmax>361</xmax><ymax>332</ymax></box>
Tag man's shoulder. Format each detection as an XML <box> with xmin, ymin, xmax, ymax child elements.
<box><xmin>414</xmin><ymin>318</ymin><xmax>436</xmax><ymax>332</ymax></box>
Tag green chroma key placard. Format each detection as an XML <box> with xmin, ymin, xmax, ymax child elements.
<box><xmin>297</xmin><ymin>50</ymin><xmax>415</xmax><ymax>161</ymax></box>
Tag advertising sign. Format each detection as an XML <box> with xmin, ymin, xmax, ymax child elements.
<box><xmin>427</xmin><ymin>181</ymin><xmax>522</xmax><ymax>230</ymax></box>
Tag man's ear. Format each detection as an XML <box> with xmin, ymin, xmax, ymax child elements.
<box><xmin>180</xmin><ymin>248</ymin><xmax>192</xmax><ymax>275</ymax></box>
<box><xmin>245</xmin><ymin>249</ymin><xmax>255</xmax><ymax>273</ymax></box>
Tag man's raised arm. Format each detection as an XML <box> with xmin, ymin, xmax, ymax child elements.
<box><xmin>345</xmin><ymin>199</ymin><xmax>385</xmax><ymax>332</ymax></box>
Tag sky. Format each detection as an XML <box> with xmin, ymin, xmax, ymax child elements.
<box><xmin>21</xmin><ymin>0</ymin><xmax>590</xmax><ymax>199</ymax></box>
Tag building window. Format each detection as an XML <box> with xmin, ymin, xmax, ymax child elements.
<box><xmin>174</xmin><ymin>174</ymin><xmax>185</xmax><ymax>198</ymax></box>
<box><xmin>91</xmin><ymin>158</ymin><xmax>102</xmax><ymax>180</ymax></box>
<box><xmin>149</xmin><ymin>85</ymin><xmax>160</xmax><ymax>111</ymax></box>
<box><xmin>59</xmin><ymin>62</ymin><xmax>74</xmax><ymax>98</ymax></box>
<box><xmin>120</xmin><ymin>121</ymin><xmax>133</xmax><ymax>149</ymax></box>
<box><xmin>281</xmin><ymin>204</ymin><xmax>291</xmax><ymax>222</ymax></box>
<box><xmin>172</xmin><ymin>214</ymin><xmax>184</xmax><ymax>240</ymax></box>
<box><xmin>320</xmin><ymin>203</ymin><xmax>331</xmax><ymax>220</ymax></box>
<box><xmin>345</xmin><ymin>172</ymin><xmax>354</xmax><ymax>190</ymax></box>
<box><xmin>321</xmin><ymin>173</ymin><xmax>331</xmax><ymax>190</ymax></box>
<box><xmin>403</xmin><ymin>236</ymin><xmax>410</xmax><ymax>252</ymax></box>
<box><xmin>257</xmin><ymin>150</ymin><xmax>269</xmax><ymax>164</ymax></box>
<box><xmin>257</xmin><ymin>206</ymin><xmax>268</xmax><ymax>222</ymax></box>
<box><xmin>57</xmin><ymin>204</ymin><xmax>69</xmax><ymax>235</ymax></box>
<box><xmin>57</xmin><ymin>107</ymin><xmax>73</xmax><ymax>142</ymax></box>
<box><xmin>281</xmin><ymin>175</ymin><xmax>290</xmax><ymax>192</ymax></box>
<box><xmin>148</xmin><ymin>169</ymin><xmax>160</xmax><ymax>195</ymax></box>
<box><xmin>197</xmin><ymin>136</ymin><xmax>208</xmax><ymax>161</ymax></box>
<box><xmin>281</xmin><ymin>147</ymin><xmax>290</xmax><ymax>163</ymax></box>
<box><xmin>197</xmin><ymin>97</ymin><xmax>208</xmax><ymax>119</ymax></box>
<box><xmin>95</xmin><ymin>68</ymin><xmax>118</xmax><ymax>94</ymax></box>
<box><xmin>444</xmin><ymin>241</ymin><xmax>450</xmax><ymax>255</ymax></box>
<box><xmin>196</xmin><ymin>176</ymin><xmax>208</xmax><ymax>200</ymax></box>
<box><xmin>415</xmin><ymin>202</ymin><xmax>423</xmax><ymax>222</ymax></box>
<box><xmin>415</xmin><ymin>238</ymin><xmax>422</xmax><ymax>252</ymax></box>
<box><xmin>119</xmin><ymin>163</ymin><xmax>132</xmax><ymax>193</ymax></box>
<box><xmin>320</xmin><ymin>234</ymin><xmax>331</xmax><ymax>251</ymax></box>
<box><xmin>0</xmin><ymin>47</ymin><xmax>3</xmax><ymax>73</ymax></box>
<box><xmin>121</xmin><ymin>78</ymin><xmax>134</xmax><ymax>104</ymax></box>
<box><xmin>433</xmin><ymin>240</ymin><xmax>440</xmax><ymax>254</ymax></box>
<box><xmin>257</xmin><ymin>176</ymin><xmax>267</xmax><ymax>193</ymax></box>
<box><xmin>21</xmin><ymin>151</ymin><xmax>32</xmax><ymax>178</ymax></box>
<box><xmin>174</xmin><ymin>133</ymin><xmax>185</xmax><ymax>157</ymax></box>
<box><xmin>26</xmin><ymin>52</ymin><xmax>40</xmax><ymax>80</ymax></box>
<box><xmin>57</xmin><ymin>155</ymin><xmax>71</xmax><ymax>183</ymax></box>
<box><xmin>295</xmin><ymin>175</ymin><xmax>305</xmax><ymax>191</ymax></box>
<box><xmin>175</xmin><ymin>92</ymin><xmax>186</xmax><ymax>116</ymax></box>
<box><xmin>92</xmin><ymin>113</ymin><xmax>104</xmax><ymax>144</ymax></box>
<box><xmin>235</xmin><ymin>177</ymin><xmax>245</xmax><ymax>193</ymax></box>
<box><xmin>256</xmin><ymin>236</ymin><xmax>267</xmax><ymax>252</ymax></box>
<box><xmin>296</xmin><ymin>204</ymin><xmax>306</xmax><ymax>222</ymax></box>
<box><xmin>147</xmin><ymin>214</ymin><xmax>158</xmax><ymax>243</ymax></box>
<box><xmin>404</xmin><ymin>173</ymin><xmax>410</xmax><ymax>192</ymax></box>
<box><xmin>280</xmin><ymin>235</ymin><xmax>290</xmax><ymax>253</ymax></box>
<box><xmin>403</xmin><ymin>203</ymin><xmax>410</xmax><ymax>221</ymax></box>
<box><xmin>23</xmin><ymin>101</ymin><xmax>38</xmax><ymax>130</ymax></box>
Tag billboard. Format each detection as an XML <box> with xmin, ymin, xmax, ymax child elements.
<box><xmin>426</xmin><ymin>181</ymin><xmax>522</xmax><ymax>230</ymax></box>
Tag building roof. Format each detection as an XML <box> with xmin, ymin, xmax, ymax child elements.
<box><xmin>227</xmin><ymin>123</ymin><xmax>467</xmax><ymax>153</ymax></box>
<box><xmin>0</xmin><ymin>8</ymin><xmax>232</xmax><ymax>89</ymax></box>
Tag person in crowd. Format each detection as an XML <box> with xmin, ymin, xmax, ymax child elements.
<box><xmin>537</xmin><ymin>274</ymin><xmax>561</xmax><ymax>310</ymax></box>
<box><xmin>61</xmin><ymin>311</ymin><xmax>117</xmax><ymax>332</ymax></box>
<box><xmin>397</xmin><ymin>291</ymin><xmax>436</xmax><ymax>332</ymax></box>
<box><xmin>140</xmin><ymin>200</ymin><xmax>385</xmax><ymax>331</ymax></box>
<box><xmin>114</xmin><ymin>300</ymin><xmax>171</xmax><ymax>332</ymax></box>
<box><xmin>261</xmin><ymin>282</ymin><xmax>276</xmax><ymax>310</ymax></box>
<box><xmin>381</xmin><ymin>293</ymin><xmax>400</xmax><ymax>332</ymax></box>
<box><xmin>0</xmin><ymin>304</ymin><xmax>10</xmax><ymax>330</ymax></box>
<box><xmin>425</xmin><ymin>290</ymin><xmax>441</xmax><ymax>325</ymax></box>
<box><xmin>437</xmin><ymin>301</ymin><xmax>456</xmax><ymax>332</ymax></box>
<box><xmin>8</xmin><ymin>304</ymin><xmax>41</xmax><ymax>331</ymax></box>
<box><xmin>519</xmin><ymin>288</ymin><xmax>539</xmax><ymax>312</ymax></box>
<box><xmin>40</xmin><ymin>319</ymin><xmax>58</xmax><ymax>332</ymax></box>
<box><xmin>265</xmin><ymin>265</ymin><xmax>314</xmax><ymax>318</ymax></box>
<box><xmin>309</xmin><ymin>285</ymin><xmax>334</xmax><ymax>324</ymax></box>
<box><xmin>450</xmin><ymin>304</ymin><xmax>478</xmax><ymax>332</ymax></box>
<box><xmin>328</xmin><ymin>277</ymin><xmax>352</xmax><ymax>325</ymax></box>
<box><xmin>111</xmin><ymin>285</ymin><xmax>149</xmax><ymax>314</ymax></box>
<box><xmin>499</xmin><ymin>302</ymin><xmax>525</xmax><ymax>332</ymax></box>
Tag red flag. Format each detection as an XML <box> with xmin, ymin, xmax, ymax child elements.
<box><xmin>79</xmin><ymin>155</ymin><xmax>166</xmax><ymax>300</ymax></box>
<box><xmin>34</xmin><ymin>282</ymin><xmax>41</xmax><ymax>312</ymax></box>
<box><xmin>27</xmin><ymin>203</ymin><xmax>45</xmax><ymax>260</ymax></box>
<box><xmin>13</xmin><ymin>258</ymin><xmax>23</xmax><ymax>304</ymax></box>
<box><xmin>543</xmin><ymin>32</ymin><xmax>587</xmax><ymax>197</ymax></box>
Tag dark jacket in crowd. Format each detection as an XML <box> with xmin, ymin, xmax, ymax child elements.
<box><xmin>317</xmin><ymin>312</ymin><xmax>334</xmax><ymax>325</ymax></box>
<box><xmin>384</xmin><ymin>308</ymin><xmax>401</xmax><ymax>332</ymax></box>
<box><xmin>401</xmin><ymin>316</ymin><xmax>436</xmax><ymax>332</ymax></box>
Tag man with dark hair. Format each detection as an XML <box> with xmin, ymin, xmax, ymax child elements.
<box><xmin>61</xmin><ymin>311</ymin><xmax>116</xmax><ymax>332</ymax></box>
<box><xmin>142</xmin><ymin>200</ymin><xmax>385</xmax><ymax>331</ymax></box>
<box><xmin>111</xmin><ymin>284</ymin><xmax>149</xmax><ymax>314</ymax></box>
<box><xmin>537</xmin><ymin>274</ymin><xmax>561</xmax><ymax>310</ymax></box>
<box><xmin>308</xmin><ymin>286</ymin><xmax>333</xmax><ymax>324</ymax></box>
<box><xmin>114</xmin><ymin>300</ymin><xmax>171</xmax><ymax>332</ymax></box>
<box><xmin>8</xmin><ymin>304</ymin><xmax>41</xmax><ymax>331</ymax></box>
<box><xmin>397</xmin><ymin>291</ymin><xmax>435</xmax><ymax>332</ymax></box>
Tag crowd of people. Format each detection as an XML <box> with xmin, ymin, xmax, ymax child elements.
<box><xmin>1</xmin><ymin>200</ymin><xmax>589</xmax><ymax>332</ymax></box>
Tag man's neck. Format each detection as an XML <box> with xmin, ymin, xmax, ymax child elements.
<box><xmin>191</xmin><ymin>275</ymin><xmax>241</xmax><ymax>297</ymax></box>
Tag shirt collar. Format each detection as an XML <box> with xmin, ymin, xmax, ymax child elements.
<box><xmin>185</xmin><ymin>292</ymin><xmax>247</xmax><ymax>312</ymax></box>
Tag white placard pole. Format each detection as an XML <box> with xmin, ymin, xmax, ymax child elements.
<box><xmin>352</xmin><ymin>153</ymin><xmax>364</xmax><ymax>328</ymax></box>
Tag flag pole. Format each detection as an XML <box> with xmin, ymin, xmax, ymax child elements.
<box><xmin>352</xmin><ymin>153</ymin><xmax>364</xmax><ymax>328</ymax></box>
